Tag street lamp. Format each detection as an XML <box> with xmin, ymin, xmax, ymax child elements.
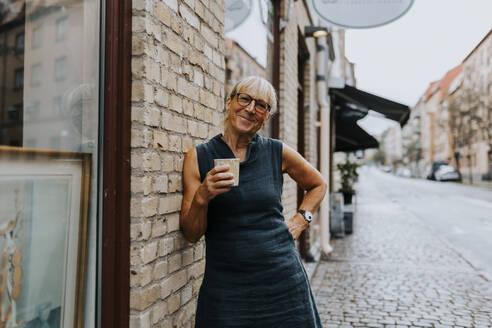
<box><xmin>304</xmin><ymin>26</ymin><xmax>328</xmax><ymax>38</ymax></box>
<box><xmin>304</xmin><ymin>26</ymin><xmax>335</xmax><ymax>60</ymax></box>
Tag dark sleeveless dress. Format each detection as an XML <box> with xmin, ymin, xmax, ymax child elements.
<box><xmin>195</xmin><ymin>133</ymin><xmax>322</xmax><ymax>328</ymax></box>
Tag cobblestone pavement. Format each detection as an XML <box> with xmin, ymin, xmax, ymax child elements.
<box><xmin>311</xmin><ymin>171</ymin><xmax>492</xmax><ymax>328</ymax></box>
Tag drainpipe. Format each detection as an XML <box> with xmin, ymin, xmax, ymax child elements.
<box><xmin>316</xmin><ymin>36</ymin><xmax>333</xmax><ymax>257</ymax></box>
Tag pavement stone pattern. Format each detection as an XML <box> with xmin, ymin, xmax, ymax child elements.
<box><xmin>311</xmin><ymin>174</ymin><xmax>492</xmax><ymax>327</ymax></box>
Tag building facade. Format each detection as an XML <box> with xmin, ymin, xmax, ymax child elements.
<box><xmin>450</xmin><ymin>30</ymin><xmax>492</xmax><ymax>182</ymax></box>
<box><xmin>402</xmin><ymin>96</ymin><xmax>424</xmax><ymax>177</ymax></box>
<box><xmin>409</xmin><ymin>30</ymin><xmax>492</xmax><ymax>183</ymax></box>
<box><xmin>1</xmin><ymin>0</ymin><xmax>339</xmax><ymax>327</ymax></box>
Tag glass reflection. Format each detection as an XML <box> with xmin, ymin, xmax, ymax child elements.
<box><xmin>1</xmin><ymin>0</ymin><xmax>99</xmax><ymax>153</ymax></box>
<box><xmin>0</xmin><ymin>0</ymin><xmax>100</xmax><ymax>327</ymax></box>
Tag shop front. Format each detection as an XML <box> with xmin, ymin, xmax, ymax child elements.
<box><xmin>0</xmin><ymin>0</ymin><xmax>131</xmax><ymax>326</ymax></box>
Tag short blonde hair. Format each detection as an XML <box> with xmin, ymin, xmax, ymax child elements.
<box><xmin>223</xmin><ymin>76</ymin><xmax>278</xmax><ymax>129</ymax></box>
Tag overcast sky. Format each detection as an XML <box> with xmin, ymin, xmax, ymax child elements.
<box><xmin>345</xmin><ymin>0</ymin><xmax>492</xmax><ymax>136</ymax></box>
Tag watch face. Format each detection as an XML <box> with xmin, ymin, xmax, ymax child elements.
<box><xmin>300</xmin><ymin>210</ymin><xmax>313</xmax><ymax>222</ymax></box>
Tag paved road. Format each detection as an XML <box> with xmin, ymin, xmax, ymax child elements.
<box><xmin>365</xmin><ymin>167</ymin><xmax>492</xmax><ymax>280</ymax></box>
<box><xmin>311</xmin><ymin>167</ymin><xmax>492</xmax><ymax>327</ymax></box>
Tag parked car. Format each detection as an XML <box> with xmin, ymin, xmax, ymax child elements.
<box><xmin>434</xmin><ymin>164</ymin><xmax>461</xmax><ymax>182</ymax></box>
<box><xmin>426</xmin><ymin>161</ymin><xmax>448</xmax><ymax>180</ymax></box>
<box><xmin>396</xmin><ymin>167</ymin><xmax>412</xmax><ymax>178</ymax></box>
<box><xmin>380</xmin><ymin>165</ymin><xmax>392</xmax><ymax>173</ymax></box>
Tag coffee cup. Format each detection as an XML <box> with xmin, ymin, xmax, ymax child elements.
<box><xmin>214</xmin><ymin>158</ymin><xmax>240</xmax><ymax>186</ymax></box>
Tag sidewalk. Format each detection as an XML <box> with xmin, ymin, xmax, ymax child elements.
<box><xmin>457</xmin><ymin>179</ymin><xmax>492</xmax><ymax>191</ymax></box>
<box><xmin>311</xmin><ymin>176</ymin><xmax>492</xmax><ymax>327</ymax></box>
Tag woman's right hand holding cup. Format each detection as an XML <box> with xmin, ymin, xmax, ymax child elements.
<box><xmin>196</xmin><ymin>165</ymin><xmax>235</xmax><ymax>204</ymax></box>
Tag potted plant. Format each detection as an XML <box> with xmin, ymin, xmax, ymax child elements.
<box><xmin>336</xmin><ymin>159</ymin><xmax>360</xmax><ymax>204</ymax></box>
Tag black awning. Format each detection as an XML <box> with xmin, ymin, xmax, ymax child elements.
<box><xmin>330</xmin><ymin>85</ymin><xmax>410</xmax><ymax>126</ymax></box>
<box><xmin>335</xmin><ymin>117</ymin><xmax>379</xmax><ymax>152</ymax></box>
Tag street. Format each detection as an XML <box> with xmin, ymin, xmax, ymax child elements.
<box><xmin>311</xmin><ymin>166</ymin><xmax>492</xmax><ymax>327</ymax></box>
<box><xmin>366</xmin><ymin>166</ymin><xmax>492</xmax><ymax>281</ymax></box>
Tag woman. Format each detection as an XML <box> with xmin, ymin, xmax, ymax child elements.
<box><xmin>180</xmin><ymin>76</ymin><xmax>327</xmax><ymax>327</ymax></box>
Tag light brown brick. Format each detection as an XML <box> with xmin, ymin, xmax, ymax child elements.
<box><xmin>181</xmin><ymin>285</ymin><xmax>193</xmax><ymax>305</ymax></box>
<box><xmin>168</xmin><ymin>253</ymin><xmax>182</xmax><ymax>273</ymax></box>
<box><xmin>168</xmin><ymin>135</ymin><xmax>182</xmax><ymax>152</ymax></box>
<box><xmin>153</xmin><ymin>131</ymin><xmax>168</xmax><ymax>150</ymax></box>
<box><xmin>179</xmin><ymin>4</ymin><xmax>199</xmax><ymax>29</ymax></box>
<box><xmin>152</xmin><ymin>218</ymin><xmax>167</xmax><ymax>238</ymax></box>
<box><xmin>153</xmin><ymin>175</ymin><xmax>169</xmax><ymax>193</ymax></box>
<box><xmin>168</xmin><ymin>174</ymin><xmax>182</xmax><ymax>192</ymax></box>
<box><xmin>201</xmin><ymin>23</ymin><xmax>217</xmax><ymax>48</ymax></box>
<box><xmin>131</xmin><ymin>220</ymin><xmax>152</xmax><ymax>241</ymax></box>
<box><xmin>167</xmin><ymin>212</ymin><xmax>181</xmax><ymax>232</ymax></box>
<box><xmin>182</xmin><ymin>248</ymin><xmax>193</xmax><ymax>266</ymax></box>
<box><xmin>183</xmin><ymin>99</ymin><xmax>194</xmax><ymax>117</ymax></box>
<box><xmin>130</xmin><ymin>283</ymin><xmax>160</xmax><ymax>311</ymax></box>
<box><xmin>159</xmin><ymin>195</ymin><xmax>183</xmax><ymax>214</ymax></box>
<box><xmin>193</xmin><ymin>242</ymin><xmax>204</xmax><ymax>261</ymax></box>
<box><xmin>151</xmin><ymin>302</ymin><xmax>167</xmax><ymax>325</ymax></box>
<box><xmin>141</xmin><ymin>196</ymin><xmax>159</xmax><ymax>217</ymax></box>
<box><xmin>167</xmin><ymin>294</ymin><xmax>181</xmax><ymax>314</ymax></box>
<box><xmin>159</xmin><ymin>236</ymin><xmax>175</xmax><ymax>257</ymax></box>
<box><xmin>161</xmin><ymin>153</ymin><xmax>174</xmax><ymax>172</ymax></box>
<box><xmin>140</xmin><ymin>240</ymin><xmax>159</xmax><ymax>264</ymax></box>
<box><xmin>200</xmin><ymin>89</ymin><xmax>216</xmax><ymax>108</ymax></box>
<box><xmin>165</xmin><ymin>0</ymin><xmax>178</xmax><ymax>12</ymax></box>
<box><xmin>130</xmin><ymin>264</ymin><xmax>153</xmax><ymax>287</ymax></box>
<box><xmin>178</xmin><ymin>78</ymin><xmax>200</xmax><ymax>101</ymax></box>
<box><xmin>187</xmin><ymin>259</ymin><xmax>205</xmax><ymax>280</ymax></box>
<box><xmin>169</xmin><ymin>94</ymin><xmax>182</xmax><ymax>113</ymax></box>
<box><xmin>131</xmin><ymin>176</ymin><xmax>153</xmax><ymax>195</ymax></box>
<box><xmin>130</xmin><ymin>310</ymin><xmax>151</xmax><ymax>328</ymax></box>
<box><xmin>155</xmin><ymin>2</ymin><xmax>171</xmax><ymax>26</ymax></box>
<box><xmin>182</xmin><ymin>136</ymin><xmax>193</xmax><ymax>152</ymax></box>
<box><xmin>167</xmin><ymin>270</ymin><xmax>187</xmax><ymax>294</ymax></box>
<box><xmin>153</xmin><ymin>260</ymin><xmax>169</xmax><ymax>280</ymax></box>
<box><xmin>155</xmin><ymin>89</ymin><xmax>169</xmax><ymax>107</ymax></box>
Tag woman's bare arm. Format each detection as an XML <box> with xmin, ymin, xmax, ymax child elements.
<box><xmin>282</xmin><ymin>143</ymin><xmax>327</xmax><ymax>240</ymax></box>
<box><xmin>180</xmin><ymin>148</ymin><xmax>234</xmax><ymax>243</ymax></box>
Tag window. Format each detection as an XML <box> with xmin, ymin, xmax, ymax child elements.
<box><xmin>24</xmin><ymin>138</ymin><xmax>37</xmax><ymax>148</ymax></box>
<box><xmin>49</xmin><ymin>136</ymin><xmax>61</xmax><ymax>149</ymax></box>
<box><xmin>31</xmin><ymin>63</ymin><xmax>42</xmax><ymax>86</ymax></box>
<box><xmin>7</xmin><ymin>104</ymin><xmax>22</xmax><ymax>121</ymax></box>
<box><xmin>32</xmin><ymin>26</ymin><xmax>42</xmax><ymax>49</ymax></box>
<box><xmin>14</xmin><ymin>68</ymin><xmax>24</xmax><ymax>90</ymax></box>
<box><xmin>15</xmin><ymin>32</ymin><xmax>25</xmax><ymax>52</ymax></box>
<box><xmin>1</xmin><ymin>2</ymin><xmax>102</xmax><ymax>326</ymax></box>
<box><xmin>25</xmin><ymin>101</ymin><xmax>40</xmax><ymax>121</ymax></box>
<box><xmin>53</xmin><ymin>96</ymin><xmax>63</xmax><ymax>116</ymax></box>
<box><xmin>56</xmin><ymin>16</ymin><xmax>69</xmax><ymax>41</ymax></box>
<box><xmin>55</xmin><ymin>56</ymin><xmax>67</xmax><ymax>81</ymax></box>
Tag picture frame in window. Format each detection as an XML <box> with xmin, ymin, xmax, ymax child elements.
<box><xmin>0</xmin><ymin>146</ymin><xmax>91</xmax><ymax>328</ymax></box>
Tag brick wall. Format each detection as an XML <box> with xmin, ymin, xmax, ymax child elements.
<box><xmin>129</xmin><ymin>0</ymin><xmax>225</xmax><ymax>325</ymax></box>
<box><xmin>278</xmin><ymin>0</ymin><xmax>318</xmax><ymax>223</ymax></box>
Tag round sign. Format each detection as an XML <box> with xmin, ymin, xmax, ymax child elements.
<box><xmin>313</xmin><ymin>0</ymin><xmax>414</xmax><ymax>29</ymax></box>
<box><xmin>225</xmin><ymin>0</ymin><xmax>252</xmax><ymax>33</ymax></box>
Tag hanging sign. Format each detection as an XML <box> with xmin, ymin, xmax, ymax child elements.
<box><xmin>313</xmin><ymin>0</ymin><xmax>414</xmax><ymax>29</ymax></box>
<box><xmin>225</xmin><ymin>0</ymin><xmax>252</xmax><ymax>33</ymax></box>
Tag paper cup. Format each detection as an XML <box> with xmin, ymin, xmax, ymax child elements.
<box><xmin>214</xmin><ymin>158</ymin><xmax>240</xmax><ymax>186</ymax></box>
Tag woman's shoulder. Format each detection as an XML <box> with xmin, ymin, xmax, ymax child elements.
<box><xmin>195</xmin><ymin>133</ymin><xmax>221</xmax><ymax>152</ymax></box>
<box><xmin>257</xmin><ymin>134</ymin><xmax>283</xmax><ymax>149</ymax></box>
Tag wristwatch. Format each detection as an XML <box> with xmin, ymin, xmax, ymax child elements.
<box><xmin>298</xmin><ymin>210</ymin><xmax>313</xmax><ymax>223</ymax></box>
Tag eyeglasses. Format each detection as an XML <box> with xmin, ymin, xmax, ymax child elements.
<box><xmin>233</xmin><ymin>93</ymin><xmax>271</xmax><ymax>115</ymax></box>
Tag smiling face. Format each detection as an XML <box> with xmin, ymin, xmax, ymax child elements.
<box><xmin>225</xmin><ymin>89</ymin><xmax>271</xmax><ymax>136</ymax></box>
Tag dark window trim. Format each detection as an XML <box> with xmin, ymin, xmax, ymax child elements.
<box><xmin>101</xmin><ymin>0</ymin><xmax>131</xmax><ymax>326</ymax></box>
<box><xmin>272</xmin><ymin>0</ymin><xmax>280</xmax><ymax>139</ymax></box>
<box><xmin>14</xmin><ymin>68</ymin><xmax>24</xmax><ymax>91</ymax></box>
